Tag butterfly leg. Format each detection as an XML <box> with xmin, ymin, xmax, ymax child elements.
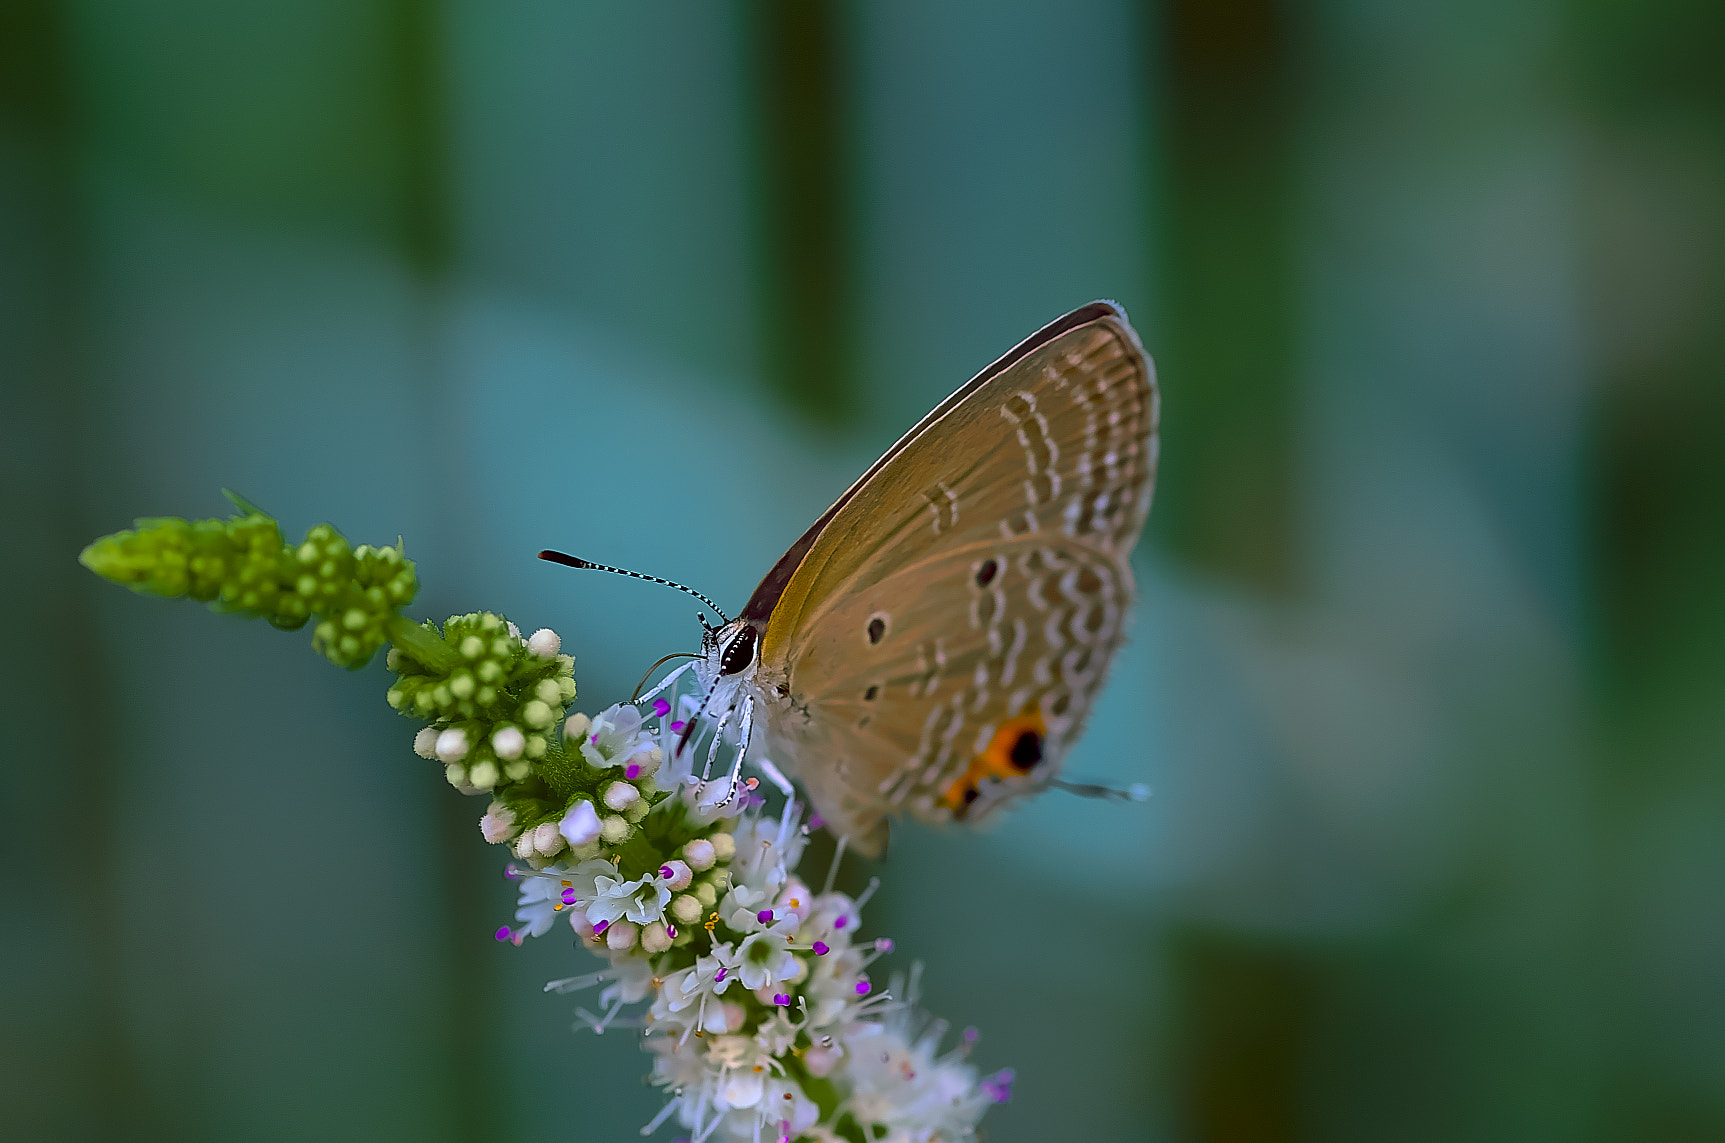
<box><xmin>635</xmin><ymin>659</ymin><xmax>696</xmax><ymax>707</ymax></box>
<box><xmin>716</xmin><ymin>694</ymin><xmax>756</xmax><ymax>807</ymax></box>
<box><xmin>700</xmin><ymin>706</ymin><xmax>732</xmax><ymax>781</ymax></box>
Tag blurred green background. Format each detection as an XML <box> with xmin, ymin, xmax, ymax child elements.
<box><xmin>2</xmin><ymin>1</ymin><xmax>1723</xmax><ymax>1140</ymax></box>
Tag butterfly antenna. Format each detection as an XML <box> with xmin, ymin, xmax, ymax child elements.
<box><xmin>537</xmin><ymin>550</ymin><xmax>731</xmax><ymax>623</ymax></box>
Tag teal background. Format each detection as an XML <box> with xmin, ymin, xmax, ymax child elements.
<box><xmin>3</xmin><ymin>2</ymin><xmax>1724</xmax><ymax>1140</ymax></box>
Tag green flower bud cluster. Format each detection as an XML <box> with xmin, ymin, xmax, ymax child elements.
<box><xmin>485</xmin><ymin>705</ymin><xmax>684</xmax><ymax>860</ymax></box>
<box><xmin>80</xmin><ymin>505</ymin><xmax>416</xmax><ymax>668</ymax></box>
<box><xmin>389</xmin><ymin>612</ymin><xmax>579</xmax><ymax>792</ymax></box>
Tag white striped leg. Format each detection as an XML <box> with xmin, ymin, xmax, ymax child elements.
<box><xmin>634</xmin><ymin>659</ymin><xmax>696</xmax><ymax>707</ymax></box>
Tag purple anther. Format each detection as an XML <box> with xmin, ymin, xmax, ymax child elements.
<box><xmin>625</xmin><ymin>763</ymin><xmax>641</xmax><ymax>779</ymax></box>
<box><xmin>671</xmin><ymin>720</ymin><xmax>686</xmax><ymax>733</ymax></box>
<box><xmin>561</xmin><ymin>888</ymin><xmax>578</xmax><ymax>905</ymax></box>
<box><xmin>808</xmin><ymin>814</ymin><xmax>824</xmax><ymax>830</ymax></box>
<box><xmin>593</xmin><ymin>919</ymin><xmax>609</xmax><ymax>935</ymax></box>
<box><xmin>812</xmin><ymin>941</ymin><xmax>830</xmax><ymax>956</ymax></box>
<box><xmin>660</xmin><ymin>864</ymin><xmax>675</xmax><ymax>879</ymax></box>
<box><xmin>504</xmin><ymin>865</ymin><xmax>520</xmax><ymax>880</ymax></box>
<box><xmin>833</xmin><ymin>915</ymin><xmax>848</xmax><ymax>930</ymax></box>
<box><xmin>493</xmin><ymin>926</ymin><xmax>512</xmax><ymax>942</ymax></box>
<box><xmin>981</xmin><ymin>1068</ymin><xmax>1015</xmax><ymax>1104</ymax></box>
<box><xmin>714</xmin><ymin>967</ymin><xmax>727</xmax><ymax>983</ymax></box>
<box><xmin>854</xmin><ymin>981</ymin><xmax>870</xmax><ymax>996</ymax></box>
<box><xmin>963</xmin><ymin>1027</ymin><xmax>979</xmax><ymax>1044</ymax></box>
<box><xmin>590</xmin><ymin>733</ymin><xmax>600</xmax><ymax>745</ymax></box>
<box><xmin>875</xmin><ymin>937</ymin><xmax>894</xmax><ymax>953</ymax></box>
<box><xmin>773</xmin><ymin>993</ymin><xmax>791</xmax><ymax>1006</ymax></box>
<box><xmin>653</xmin><ymin>699</ymin><xmax>671</xmax><ymax>717</ymax></box>
<box><xmin>757</xmin><ymin>909</ymin><xmax>774</xmax><ymax>925</ymax></box>
<box><xmin>666</xmin><ymin>924</ymin><xmax>678</xmax><ymax>939</ymax></box>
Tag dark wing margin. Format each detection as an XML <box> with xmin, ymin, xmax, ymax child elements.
<box><xmin>738</xmin><ymin>300</ymin><xmax>1136</xmax><ymax>625</ymax></box>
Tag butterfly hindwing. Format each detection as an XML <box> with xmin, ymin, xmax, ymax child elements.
<box><xmin>752</xmin><ymin>303</ymin><xmax>1158</xmax><ymax>849</ymax></box>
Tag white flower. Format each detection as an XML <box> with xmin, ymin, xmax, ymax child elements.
<box><xmin>585</xmin><ymin>871</ymin><xmax>671</xmax><ymax>928</ymax></box>
<box><xmin>734</xmin><ymin>924</ymin><xmax>800</xmax><ymax>991</ymax></box>
<box><xmin>558</xmin><ymin>799</ymin><xmax>602</xmax><ymax>848</ymax></box>
<box><xmin>510</xmin><ymin>859</ymin><xmax>615</xmax><ymax>940</ymax></box>
<box><xmin>844</xmin><ymin>1020</ymin><xmax>994</xmax><ymax>1142</ymax></box>
<box><xmin>580</xmin><ymin>702</ymin><xmax>654</xmax><ymax>770</ymax></box>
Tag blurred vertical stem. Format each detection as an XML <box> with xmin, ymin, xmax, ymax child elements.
<box><xmin>0</xmin><ymin>1</ymin><xmax>157</xmax><ymax>1137</ymax></box>
<box><xmin>1147</xmin><ymin>0</ymin><xmax>1299</xmax><ymax>594</ymax></box>
<box><xmin>386</xmin><ymin>2</ymin><xmax>496</xmax><ymax>1141</ymax></box>
<box><xmin>1146</xmin><ymin>2</ymin><xmax>1305</xmax><ymax>1137</ymax></box>
<box><xmin>746</xmin><ymin>0</ymin><xmax>854</xmax><ymax>425</ymax></box>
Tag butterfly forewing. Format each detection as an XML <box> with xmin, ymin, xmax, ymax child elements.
<box><xmin>754</xmin><ymin>304</ymin><xmax>1158</xmax><ymax>851</ymax></box>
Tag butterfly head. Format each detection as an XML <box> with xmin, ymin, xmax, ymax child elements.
<box><xmin>698</xmin><ymin>617</ymin><xmax>761</xmax><ymax>680</ymax></box>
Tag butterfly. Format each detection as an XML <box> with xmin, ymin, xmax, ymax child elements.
<box><xmin>546</xmin><ymin>301</ymin><xmax>1157</xmax><ymax>856</ymax></box>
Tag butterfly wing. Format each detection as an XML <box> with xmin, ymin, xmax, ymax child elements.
<box><xmin>748</xmin><ymin>302</ymin><xmax>1158</xmax><ymax>852</ymax></box>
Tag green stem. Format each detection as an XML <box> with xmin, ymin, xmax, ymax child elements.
<box><xmin>386</xmin><ymin>614</ymin><xmax>460</xmax><ymax>673</ymax></box>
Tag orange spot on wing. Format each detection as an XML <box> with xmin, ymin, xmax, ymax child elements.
<box><xmin>941</xmin><ymin>711</ymin><xmax>1048</xmax><ymax>818</ymax></box>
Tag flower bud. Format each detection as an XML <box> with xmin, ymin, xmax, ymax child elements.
<box><xmin>658</xmin><ymin>860</ymin><xmax>693</xmax><ymax>891</ymax></box>
<box><xmin>479</xmin><ymin>804</ymin><xmax>515</xmax><ymax>844</ymax></box>
<box><xmin>558</xmin><ymin>800</ymin><xmax>602</xmax><ymax>848</ymax></box>
<box><xmin>413</xmin><ymin>727</ymin><xmax>440</xmax><ymax>759</ymax></box>
<box><xmin>467</xmin><ymin>760</ymin><xmax>499</xmax><ymax>790</ymax></box>
<box><xmin>491</xmin><ymin>725</ymin><xmax>525</xmax><ymax>761</ymax></box>
<box><xmin>444</xmin><ymin>763</ymin><xmax>468</xmax><ymax>788</ymax></box>
<box><xmin>514</xmin><ymin>832</ymin><xmax>536</xmax><ymax>859</ymax></box>
<box><xmin>623</xmin><ymin>797</ymin><xmax>650</xmax><ymax>824</ymax></box>
<box><xmin>708</xmin><ymin>832</ymin><xmax>736</xmax><ymax>861</ymax></box>
<box><xmin>670</xmin><ymin>894</ymin><xmax>703</xmax><ymax>924</ymax></box>
<box><xmin>563</xmin><ymin>712</ymin><xmax>591</xmax><ymax>742</ymax></box>
<box><xmin>683</xmin><ymin>838</ymin><xmax>716</xmax><ymax>870</ymax></box>
<box><xmin>603</xmin><ymin>781</ymin><xmax>639</xmax><ymax>811</ymax></box>
<box><xmin>435</xmin><ymin>727</ymin><xmax>469</xmax><ymax>762</ymax></box>
<box><xmin>532</xmin><ymin>821</ymin><xmax>563</xmax><ymax>855</ymax></box>
<box><xmin>599</xmin><ymin>815</ymin><xmax>630</xmax><ymax>844</ymax></box>
<box><xmin>605</xmin><ymin>920</ymin><xmax>638</xmax><ymax>951</ymax></box>
<box><xmin>694</xmin><ymin>881</ymin><xmax>718</xmax><ymax>908</ymax></box>
<box><xmin>640</xmin><ymin>920</ymin><xmax>673</xmax><ymax>954</ymax></box>
<box><xmin>568</xmin><ymin>910</ymin><xmax>595</xmax><ymax>940</ymax></box>
<box><xmin>527</xmin><ymin>627</ymin><xmax>561</xmax><ymax>657</ymax></box>
<box><xmin>521</xmin><ymin>700</ymin><xmax>554</xmax><ymax>729</ymax></box>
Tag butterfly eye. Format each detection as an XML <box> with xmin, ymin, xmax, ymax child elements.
<box><xmin>719</xmin><ymin>625</ymin><xmax>759</xmax><ymax>675</ymax></box>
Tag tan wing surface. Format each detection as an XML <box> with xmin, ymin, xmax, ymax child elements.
<box><xmin>751</xmin><ymin>302</ymin><xmax>1158</xmax><ymax>848</ymax></box>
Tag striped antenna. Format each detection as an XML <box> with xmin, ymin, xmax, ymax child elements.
<box><xmin>536</xmin><ymin>550</ymin><xmax>731</xmax><ymax>624</ymax></box>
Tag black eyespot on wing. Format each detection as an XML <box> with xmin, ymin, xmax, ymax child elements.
<box><xmin>1009</xmin><ymin>730</ymin><xmax>1043</xmax><ymax>771</ymax></box>
<box><xmin>962</xmin><ymin>785</ymin><xmax>980</xmax><ymax>805</ymax></box>
<box><xmin>866</xmin><ymin>616</ymin><xmax>886</xmax><ymax>644</ymax></box>
<box><xmin>975</xmin><ymin>558</ymin><xmax>999</xmax><ymax>587</ymax></box>
<box><xmin>863</xmin><ymin>684</ymin><xmax>879</xmax><ymax>701</ymax></box>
